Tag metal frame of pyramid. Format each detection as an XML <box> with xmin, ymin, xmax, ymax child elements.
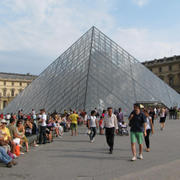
<box><xmin>3</xmin><ymin>26</ymin><xmax>180</xmax><ymax>114</ymax></box>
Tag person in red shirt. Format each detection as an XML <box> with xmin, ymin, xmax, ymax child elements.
<box><xmin>0</xmin><ymin>113</ymin><xmax>4</xmax><ymax>119</ymax></box>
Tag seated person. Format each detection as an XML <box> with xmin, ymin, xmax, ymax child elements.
<box><xmin>60</xmin><ymin>115</ymin><xmax>67</xmax><ymax>132</ymax></box>
<box><xmin>54</xmin><ymin>115</ymin><xmax>63</xmax><ymax>137</ymax></box>
<box><xmin>0</xmin><ymin>146</ymin><xmax>17</xmax><ymax>168</ymax></box>
<box><xmin>30</xmin><ymin>118</ymin><xmax>39</xmax><ymax>147</ymax></box>
<box><xmin>0</xmin><ymin>119</ymin><xmax>16</xmax><ymax>156</ymax></box>
<box><xmin>16</xmin><ymin>120</ymin><xmax>29</xmax><ymax>153</ymax></box>
<box><xmin>46</xmin><ymin>116</ymin><xmax>54</xmax><ymax>142</ymax></box>
<box><xmin>24</xmin><ymin>119</ymin><xmax>33</xmax><ymax>137</ymax></box>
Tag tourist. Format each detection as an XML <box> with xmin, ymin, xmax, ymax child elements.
<box><xmin>102</xmin><ymin>110</ymin><xmax>107</xmax><ymax>118</ymax></box>
<box><xmin>32</xmin><ymin>109</ymin><xmax>36</xmax><ymax>120</ymax></box>
<box><xmin>0</xmin><ymin>146</ymin><xmax>17</xmax><ymax>168</ymax></box>
<box><xmin>7</xmin><ymin>118</ymin><xmax>22</xmax><ymax>155</ymax></box>
<box><xmin>18</xmin><ymin>110</ymin><xmax>24</xmax><ymax>120</ymax></box>
<box><xmin>99</xmin><ymin>116</ymin><xmax>104</xmax><ymax>135</ymax></box>
<box><xmin>24</xmin><ymin>118</ymin><xmax>33</xmax><ymax>137</ymax></box>
<box><xmin>38</xmin><ymin>109</ymin><xmax>47</xmax><ymax>144</ymax></box>
<box><xmin>69</xmin><ymin>110</ymin><xmax>79</xmax><ymax>136</ymax></box>
<box><xmin>116</xmin><ymin>108</ymin><xmax>124</xmax><ymax>124</ymax></box>
<box><xmin>0</xmin><ymin>119</ymin><xmax>17</xmax><ymax>155</ymax></box>
<box><xmin>54</xmin><ymin>114</ymin><xmax>63</xmax><ymax>137</ymax></box>
<box><xmin>16</xmin><ymin>120</ymin><xmax>29</xmax><ymax>153</ymax></box>
<box><xmin>149</xmin><ymin>108</ymin><xmax>156</xmax><ymax>124</ymax></box>
<box><xmin>159</xmin><ymin>107</ymin><xmax>166</xmax><ymax>130</ymax></box>
<box><xmin>144</xmin><ymin>110</ymin><xmax>154</xmax><ymax>152</ymax></box>
<box><xmin>128</xmin><ymin>104</ymin><xmax>147</xmax><ymax>161</ymax></box>
<box><xmin>88</xmin><ymin>110</ymin><xmax>98</xmax><ymax>143</ymax></box>
<box><xmin>104</xmin><ymin>107</ymin><xmax>118</xmax><ymax>154</ymax></box>
<box><xmin>46</xmin><ymin>116</ymin><xmax>55</xmax><ymax>142</ymax></box>
<box><xmin>59</xmin><ymin>114</ymin><xmax>67</xmax><ymax>132</ymax></box>
<box><xmin>5</xmin><ymin>113</ymin><xmax>11</xmax><ymax>124</ymax></box>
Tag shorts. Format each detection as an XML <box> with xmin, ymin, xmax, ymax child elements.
<box><xmin>130</xmin><ymin>132</ymin><xmax>143</xmax><ymax>144</ymax></box>
<box><xmin>70</xmin><ymin>123</ymin><xmax>77</xmax><ymax>130</ymax></box>
<box><xmin>160</xmin><ymin>117</ymin><xmax>166</xmax><ymax>123</ymax></box>
<box><xmin>22</xmin><ymin>136</ymin><xmax>28</xmax><ymax>143</ymax></box>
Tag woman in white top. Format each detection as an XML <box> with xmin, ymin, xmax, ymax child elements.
<box><xmin>144</xmin><ymin>110</ymin><xmax>154</xmax><ymax>152</ymax></box>
<box><xmin>88</xmin><ymin>110</ymin><xmax>98</xmax><ymax>143</ymax></box>
<box><xmin>159</xmin><ymin>107</ymin><xmax>166</xmax><ymax>130</ymax></box>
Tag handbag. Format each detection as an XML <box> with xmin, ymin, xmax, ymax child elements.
<box><xmin>15</xmin><ymin>145</ymin><xmax>20</xmax><ymax>156</ymax></box>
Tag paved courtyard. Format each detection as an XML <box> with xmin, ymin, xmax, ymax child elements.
<box><xmin>1</xmin><ymin>119</ymin><xmax>180</xmax><ymax>180</ymax></box>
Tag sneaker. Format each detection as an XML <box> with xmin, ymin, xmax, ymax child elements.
<box><xmin>131</xmin><ymin>156</ymin><xmax>137</xmax><ymax>161</ymax></box>
<box><xmin>138</xmin><ymin>154</ymin><xmax>143</xmax><ymax>160</ymax></box>
<box><xmin>90</xmin><ymin>140</ymin><xmax>93</xmax><ymax>143</ymax></box>
<box><xmin>13</xmin><ymin>154</ymin><xmax>18</xmax><ymax>159</ymax></box>
<box><xmin>20</xmin><ymin>152</ymin><xmax>24</xmax><ymax>155</ymax></box>
<box><xmin>34</xmin><ymin>144</ymin><xmax>39</xmax><ymax>147</ymax></box>
<box><xmin>11</xmin><ymin>160</ymin><xmax>17</xmax><ymax>166</ymax></box>
<box><xmin>6</xmin><ymin>162</ymin><xmax>12</xmax><ymax>168</ymax></box>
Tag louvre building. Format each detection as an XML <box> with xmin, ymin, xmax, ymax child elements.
<box><xmin>3</xmin><ymin>27</ymin><xmax>180</xmax><ymax>114</ymax></box>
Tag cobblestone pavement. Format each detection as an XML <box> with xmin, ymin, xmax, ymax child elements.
<box><xmin>0</xmin><ymin>119</ymin><xmax>180</xmax><ymax>180</ymax></box>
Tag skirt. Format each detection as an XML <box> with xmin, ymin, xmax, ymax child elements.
<box><xmin>160</xmin><ymin>117</ymin><xmax>166</xmax><ymax>123</ymax></box>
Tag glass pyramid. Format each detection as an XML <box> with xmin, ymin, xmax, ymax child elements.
<box><xmin>3</xmin><ymin>27</ymin><xmax>180</xmax><ymax>114</ymax></box>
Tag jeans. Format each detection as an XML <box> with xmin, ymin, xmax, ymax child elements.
<box><xmin>39</xmin><ymin>126</ymin><xmax>47</xmax><ymax>144</ymax></box>
<box><xmin>89</xmin><ymin>127</ymin><xmax>96</xmax><ymax>141</ymax></box>
<box><xmin>0</xmin><ymin>146</ymin><xmax>12</xmax><ymax>164</ymax></box>
<box><xmin>105</xmin><ymin>127</ymin><xmax>115</xmax><ymax>151</ymax></box>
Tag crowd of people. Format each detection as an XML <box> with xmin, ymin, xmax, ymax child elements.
<box><xmin>0</xmin><ymin>104</ymin><xmax>176</xmax><ymax>167</ymax></box>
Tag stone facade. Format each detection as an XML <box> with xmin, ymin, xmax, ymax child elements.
<box><xmin>0</xmin><ymin>72</ymin><xmax>37</xmax><ymax>110</ymax></box>
<box><xmin>142</xmin><ymin>55</ymin><xmax>180</xmax><ymax>94</ymax></box>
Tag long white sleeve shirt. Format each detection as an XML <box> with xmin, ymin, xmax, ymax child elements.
<box><xmin>104</xmin><ymin>113</ymin><xmax>118</xmax><ymax>130</ymax></box>
<box><xmin>39</xmin><ymin>113</ymin><xmax>47</xmax><ymax>126</ymax></box>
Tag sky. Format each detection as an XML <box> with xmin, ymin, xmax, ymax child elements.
<box><xmin>0</xmin><ymin>0</ymin><xmax>180</xmax><ymax>75</ymax></box>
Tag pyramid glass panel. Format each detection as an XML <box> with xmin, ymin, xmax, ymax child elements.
<box><xmin>3</xmin><ymin>27</ymin><xmax>180</xmax><ymax>114</ymax></box>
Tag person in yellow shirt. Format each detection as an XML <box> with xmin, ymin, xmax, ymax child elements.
<box><xmin>0</xmin><ymin>119</ymin><xmax>16</xmax><ymax>155</ymax></box>
<box><xmin>69</xmin><ymin>111</ymin><xmax>79</xmax><ymax>136</ymax></box>
<box><xmin>1</xmin><ymin>119</ymin><xmax>11</xmax><ymax>141</ymax></box>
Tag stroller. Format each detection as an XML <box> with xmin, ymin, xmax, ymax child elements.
<box><xmin>118</xmin><ymin>121</ymin><xmax>129</xmax><ymax>136</ymax></box>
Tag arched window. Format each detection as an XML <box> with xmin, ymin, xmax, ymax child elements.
<box><xmin>169</xmin><ymin>76</ymin><xmax>174</xmax><ymax>86</ymax></box>
<box><xmin>169</xmin><ymin>65</ymin><xmax>172</xmax><ymax>71</ymax></box>
<box><xmin>159</xmin><ymin>67</ymin><xmax>162</xmax><ymax>73</ymax></box>
<box><xmin>3</xmin><ymin>88</ymin><xmax>6</xmax><ymax>97</ymax></box>
<box><xmin>3</xmin><ymin>101</ymin><xmax>7</xmax><ymax>108</ymax></box>
<box><xmin>11</xmin><ymin>89</ymin><xmax>15</xmax><ymax>97</ymax></box>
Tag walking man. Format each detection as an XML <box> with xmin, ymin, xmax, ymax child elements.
<box><xmin>129</xmin><ymin>104</ymin><xmax>147</xmax><ymax>161</ymax></box>
<box><xmin>69</xmin><ymin>110</ymin><xmax>79</xmax><ymax>136</ymax></box>
<box><xmin>104</xmin><ymin>107</ymin><xmax>118</xmax><ymax>154</ymax></box>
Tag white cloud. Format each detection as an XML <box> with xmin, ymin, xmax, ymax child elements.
<box><xmin>112</xmin><ymin>27</ymin><xmax>180</xmax><ymax>61</ymax></box>
<box><xmin>0</xmin><ymin>0</ymin><xmax>180</xmax><ymax>74</ymax></box>
<box><xmin>132</xmin><ymin>0</ymin><xmax>149</xmax><ymax>7</ymax></box>
<box><xmin>0</xmin><ymin>0</ymin><xmax>115</xmax><ymax>55</ymax></box>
